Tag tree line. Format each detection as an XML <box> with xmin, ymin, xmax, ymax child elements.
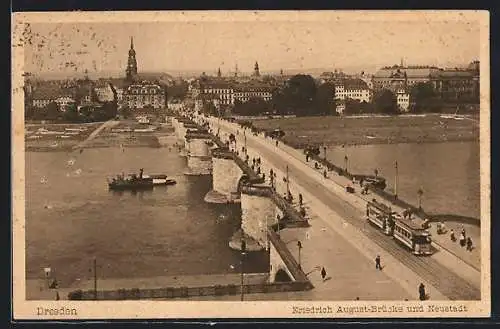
<box><xmin>25</xmin><ymin>101</ymin><xmax>118</xmax><ymax>123</ymax></box>
<box><xmin>222</xmin><ymin>74</ymin><xmax>473</xmax><ymax>117</ymax></box>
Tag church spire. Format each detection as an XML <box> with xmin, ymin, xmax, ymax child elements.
<box><xmin>253</xmin><ymin>61</ymin><xmax>260</xmax><ymax>77</ymax></box>
<box><xmin>126</xmin><ymin>36</ymin><xmax>138</xmax><ymax>82</ymax></box>
<box><xmin>217</xmin><ymin>67</ymin><xmax>221</xmax><ymax>78</ymax></box>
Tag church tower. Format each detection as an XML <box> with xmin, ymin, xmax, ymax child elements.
<box><xmin>217</xmin><ymin>67</ymin><xmax>222</xmax><ymax>78</ymax></box>
<box><xmin>253</xmin><ymin>61</ymin><xmax>260</xmax><ymax>77</ymax></box>
<box><xmin>126</xmin><ymin>37</ymin><xmax>138</xmax><ymax>82</ymax></box>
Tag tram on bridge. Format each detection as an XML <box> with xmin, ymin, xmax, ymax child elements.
<box><xmin>366</xmin><ymin>199</ymin><xmax>433</xmax><ymax>256</ymax></box>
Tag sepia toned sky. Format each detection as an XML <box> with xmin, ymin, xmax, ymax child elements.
<box><xmin>23</xmin><ymin>14</ymin><xmax>481</xmax><ymax>76</ymax></box>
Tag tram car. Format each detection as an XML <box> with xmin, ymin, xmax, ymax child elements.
<box><xmin>365</xmin><ymin>199</ymin><xmax>433</xmax><ymax>256</ymax></box>
<box><xmin>392</xmin><ymin>217</ymin><xmax>433</xmax><ymax>255</ymax></box>
<box><xmin>366</xmin><ymin>199</ymin><xmax>396</xmax><ymax>235</ymax></box>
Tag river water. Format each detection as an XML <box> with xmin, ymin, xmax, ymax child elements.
<box><xmin>25</xmin><ymin>136</ymin><xmax>481</xmax><ymax>286</ymax></box>
<box><xmin>25</xmin><ymin>137</ymin><xmax>269</xmax><ymax>286</ymax></box>
<box><xmin>324</xmin><ymin>141</ymin><xmax>480</xmax><ymax>219</ymax></box>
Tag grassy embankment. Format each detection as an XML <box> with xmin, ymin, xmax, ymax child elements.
<box><xmin>250</xmin><ymin>114</ymin><xmax>480</xmax><ymax>149</ymax></box>
<box><xmin>25</xmin><ymin>120</ymin><xmax>174</xmax><ymax>151</ymax></box>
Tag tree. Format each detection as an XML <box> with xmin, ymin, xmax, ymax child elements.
<box><xmin>119</xmin><ymin>105</ymin><xmax>132</xmax><ymax>119</ymax></box>
<box><xmin>373</xmin><ymin>90</ymin><xmax>398</xmax><ymax>114</ymax></box>
<box><xmin>202</xmin><ymin>101</ymin><xmax>218</xmax><ymax>116</ymax></box>
<box><xmin>45</xmin><ymin>102</ymin><xmax>61</xmax><ymax>121</ymax></box>
<box><xmin>274</xmin><ymin>74</ymin><xmax>317</xmax><ymax>116</ymax></box>
<box><xmin>232</xmin><ymin>97</ymin><xmax>269</xmax><ymax>116</ymax></box>
<box><xmin>410</xmin><ymin>82</ymin><xmax>441</xmax><ymax>113</ymax></box>
<box><xmin>62</xmin><ymin>103</ymin><xmax>80</xmax><ymax>122</ymax></box>
<box><xmin>167</xmin><ymin>81</ymin><xmax>188</xmax><ymax>100</ymax></box>
<box><xmin>314</xmin><ymin>82</ymin><xmax>336</xmax><ymax>115</ymax></box>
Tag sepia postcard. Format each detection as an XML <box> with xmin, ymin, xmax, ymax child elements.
<box><xmin>11</xmin><ymin>10</ymin><xmax>490</xmax><ymax>320</ymax></box>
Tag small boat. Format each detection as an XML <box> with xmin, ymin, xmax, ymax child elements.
<box><xmin>108</xmin><ymin>169</ymin><xmax>154</xmax><ymax>190</ymax></box>
<box><xmin>142</xmin><ymin>174</ymin><xmax>177</xmax><ymax>186</ymax></box>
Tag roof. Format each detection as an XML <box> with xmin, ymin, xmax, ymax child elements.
<box><xmin>338</xmin><ymin>78</ymin><xmax>369</xmax><ymax>90</ymax></box>
<box><xmin>430</xmin><ymin>70</ymin><xmax>474</xmax><ymax>78</ymax></box>
<box><xmin>233</xmin><ymin>83</ymin><xmax>273</xmax><ymax>92</ymax></box>
<box><xmin>31</xmin><ymin>86</ymin><xmax>62</xmax><ymax>100</ymax></box>
<box><xmin>374</xmin><ymin>66</ymin><xmax>440</xmax><ymax>79</ymax></box>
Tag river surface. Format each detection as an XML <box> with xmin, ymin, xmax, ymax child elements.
<box><xmin>323</xmin><ymin>141</ymin><xmax>480</xmax><ymax>219</ymax></box>
<box><xmin>25</xmin><ymin>138</ymin><xmax>269</xmax><ymax>286</ymax></box>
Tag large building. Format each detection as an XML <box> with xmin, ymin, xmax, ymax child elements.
<box><xmin>94</xmin><ymin>81</ymin><xmax>116</xmax><ymax>102</ymax></box>
<box><xmin>335</xmin><ymin>78</ymin><xmax>372</xmax><ymax>103</ymax></box>
<box><xmin>123</xmin><ymin>81</ymin><xmax>166</xmax><ymax>110</ymax></box>
<box><xmin>233</xmin><ymin>84</ymin><xmax>273</xmax><ymax>103</ymax></box>
<box><xmin>372</xmin><ymin>65</ymin><xmax>440</xmax><ymax>91</ymax></box>
<box><xmin>372</xmin><ymin>61</ymin><xmax>479</xmax><ymax>103</ymax></box>
<box><xmin>430</xmin><ymin>62</ymin><xmax>479</xmax><ymax>102</ymax></box>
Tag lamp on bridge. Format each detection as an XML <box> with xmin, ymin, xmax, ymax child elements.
<box><xmin>285</xmin><ymin>239</ymin><xmax>303</xmax><ymax>269</ymax></box>
<box><xmin>240</xmin><ymin>239</ymin><xmax>246</xmax><ymax>301</ymax></box>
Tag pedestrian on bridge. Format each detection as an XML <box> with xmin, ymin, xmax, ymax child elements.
<box><xmin>321</xmin><ymin>267</ymin><xmax>327</xmax><ymax>281</ymax></box>
<box><xmin>466</xmin><ymin>237</ymin><xmax>473</xmax><ymax>251</ymax></box>
<box><xmin>375</xmin><ymin>255</ymin><xmax>382</xmax><ymax>270</ymax></box>
<box><xmin>298</xmin><ymin>193</ymin><xmax>303</xmax><ymax>206</ymax></box>
<box><xmin>276</xmin><ymin>140</ymin><xmax>279</xmax><ymax>147</ymax></box>
<box><xmin>419</xmin><ymin>283</ymin><xmax>426</xmax><ymax>301</ymax></box>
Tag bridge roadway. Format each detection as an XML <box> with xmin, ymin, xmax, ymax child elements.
<box><xmin>201</xmin><ymin>115</ymin><xmax>480</xmax><ymax>301</ymax></box>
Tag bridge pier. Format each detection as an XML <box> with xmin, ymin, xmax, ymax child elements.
<box><xmin>184</xmin><ymin>136</ymin><xmax>212</xmax><ymax>176</ymax></box>
<box><xmin>204</xmin><ymin>149</ymin><xmax>244</xmax><ymax>204</ymax></box>
<box><xmin>235</xmin><ymin>185</ymin><xmax>278</xmax><ymax>251</ymax></box>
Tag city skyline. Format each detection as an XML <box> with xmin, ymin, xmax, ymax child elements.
<box><xmin>22</xmin><ymin>11</ymin><xmax>481</xmax><ymax>78</ymax></box>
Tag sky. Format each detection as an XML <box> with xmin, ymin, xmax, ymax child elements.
<box><xmin>21</xmin><ymin>12</ymin><xmax>482</xmax><ymax>77</ymax></box>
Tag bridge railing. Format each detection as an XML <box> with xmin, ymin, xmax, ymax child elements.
<box><xmin>267</xmin><ymin>228</ymin><xmax>312</xmax><ymax>287</ymax></box>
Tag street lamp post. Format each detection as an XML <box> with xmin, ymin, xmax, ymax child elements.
<box><xmin>93</xmin><ymin>257</ymin><xmax>97</xmax><ymax>300</ymax></box>
<box><xmin>240</xmin><ymin>240</ymin><xmax>246</xmax><ymax>301</ymax></box>
<box><xmin>286</xmin><ymin>165</ymin><xmax>290</xmax><ymax>195</ymax></box>
<box><xmin>394</xmin><ymin>161</ymin><xmax>399</xmax><ymax>199</ymax></box>
<box><xmin>244</xmin><ymin>130</ymin><xmax>247</xmax><ymax>154</ymax></box>
<box><xmin>344</xmin><ymin>155</ymin><xmax>348</xmax><ymax>174</ymax></box>
<box><xmin>285</xmin><ymin>239</ymin><xmax>303</xmax><ymax>269</ymax></box>
<box><xmin>323</xmin><ymin>146</ymin><xmax>327</xmax><ymax>160</ymax></box>
<box><xmin>297</xmin><ymin>241</ymin><xmax>302</xmax><ymax>269</ymax></box>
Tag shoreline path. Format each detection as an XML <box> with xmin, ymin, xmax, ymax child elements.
<box><xmin>72</xmin><ymin>120</ymin><xmax>120</xmax><ymax>150</ymax></box>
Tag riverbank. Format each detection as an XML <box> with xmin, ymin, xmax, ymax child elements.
<box><xmin>25</xmin><ymin>120</ymin><xmax>175</xmax><ymax>151</ymax></box>
<box><xmin>249</xmin><ymin>114</ymin><xmax>479</xmax><ymax>148</ymax></box>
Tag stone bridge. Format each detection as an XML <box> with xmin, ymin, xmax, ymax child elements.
<box><xmin>172</xmin><ymin>115</ymin><xmax>311</xmax><ymax>285</ymax></box>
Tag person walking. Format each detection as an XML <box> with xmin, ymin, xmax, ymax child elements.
<box><xmin>321</xmin><ymin>267</ymin><xmax>327</xmax><ymax>281</ymax></box>
<box><xmin>459</xmin><ymin>231</ymin><xmax>466</xmax><ymax>247</ymax></box>
<box><xmin>450</xmin><ymin>229</ymin><xmax>456</xmax><ymax>242</ymax></box>
<box><xmin>375</xmin><ymin>255</ymin><xmax>382</xmax><ymax>270</ymax></box>
<box><xmin>466</xmin><ymin>237</ymin><xmax>473</xmax><ymax>251</ymax></box>
<box><xmin>298</xmin><ymin>193</ymin><xmax>303</xmax><ymax>206</ymax></box>
<box><xmin>419</xmin><ymin>283</ymin><xmax>426</xmax><ymax>301</ymax></box>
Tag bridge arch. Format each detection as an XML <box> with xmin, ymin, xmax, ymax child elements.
<box><xmin>275</xmin><ymin>268</ymin><xmax>293</xmax><ymax>282</ymax></box>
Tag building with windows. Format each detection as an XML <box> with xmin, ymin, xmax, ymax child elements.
<box><xmin>373</xmin><ymin>65</ymin><xmax>440</xmax><ymax>91</ymax></box>
<box><xmin>233</xmin><ymin>84</ymin><xmax>273</xmax><ymax>103</ymax></box>
<box><xmin>334</xmin><ymin>79</ymin><xmax>372</xmax><ymax>103</ymax></box>
<box><xmin>94</xmin><ymin>82</ymin><xmax>116</xmax><ymax>102</ymax></box>
<box><xmin>123</xmin><ymin>81</ymin><xmax>166</xmax><ymax>110</ymax></box>
<box><xmin>201</xmin><ymin>81</ymin><xmax>234</xmax><ymax>106</ymax></box>
<box><xmin>430</xmin><ymin>63</ymin><xmax>479</xmax><ymax>102</ymax></box>
<box><xmin>31</xmin><ymin>88</ymin><xmax>58</xmax><ymax>108</ymax></box>
<box><xmin>55</xmin><ymin>95</ymin><xmax>76</xmax><ymax>111</ymax></box>
<box><xmin>396</xmin><ymin>88</ymin><xmax>411</xmax><ymax>112</ymax></box>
